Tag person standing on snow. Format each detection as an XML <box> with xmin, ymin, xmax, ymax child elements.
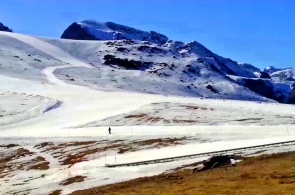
<box><xmin>108</xmin><ymin>127</ymin><xmax>111</xmax><ymax>134</ymax></box>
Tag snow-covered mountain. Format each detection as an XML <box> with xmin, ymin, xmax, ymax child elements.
<box><xmin>270</xmin><ymin>68</ymin><xmax>295</xmax><ymax>81</ymax></box>
<box><xmin>0</xmin><ymin>22</ymin><xmax>12</xmax><ymax>32</ymax></box>
<box><xmin>238</xmin><ymin>63</ymin><xmax>272</xmax><ymax>79</ymax></box>
<box><xmin>61</xmin><ymin>20</ymin><xmax>168</xmax><ymax>44</ymax></box>
<box><xmin>0</xmin><ymin>20</ymin><xmax>293</xmax><ymax>103</ymax></box>
<box><xmin>61</xmin><ymin>20</ymin><xmax>255</xmax><ymax>77</ymax></box>
<box><xmin>264</xmin><ymin>66</ymin><xmax>286</xmax><ymax>74</ymax></box>
<box><xmin>60</xmin><ymin>20</ymin><xmax>295</xmax><ymax>102</ymax></box>
<box><xmin>49</xmin><ymin>31</ymin><xmax>274</xmax><ymax>102</ymax></box>
<box><xmin>0</xmin><ymin>31</ymin><xmax>268</xmax><ymax>102</ymax></box>
<box><xmin>238</xmin><ymin>63</ymin><xmax>260</xmax><ymax>74</ymax></box>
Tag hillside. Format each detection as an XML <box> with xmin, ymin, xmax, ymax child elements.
<box><xmin>71</xmin><ymin>152</ymin><xmax>295</xmax><ymax>195</ymax></box>
<box><xmin>58</xmin><ymin>20</ymin><xmax>295</xmax><ymax>103</ymax></box>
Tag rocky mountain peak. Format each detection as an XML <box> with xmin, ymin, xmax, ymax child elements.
<box><xmin>61</xmin><ymin>20</ymin><xmax>168</xmax><ymax>44</ymax></box>
<box><xmin>0</xmin><ymin>22</ymin><xmax>12</xmax><ymax>32</ymax></box>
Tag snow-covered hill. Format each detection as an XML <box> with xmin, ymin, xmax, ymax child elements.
<box><xmin>41</xmin><ymin>36</ymin><xmax>270</xmax><ymax>102</ymax></box>
<box><xmin>0</xmin><ymin>91</ymin><xmax>60</xmax><ymax>126</ymax></box>
<box><xmin>0</xmin><ymin>34</ymin><xmax>68</xmax><ymax>81</ymax></box>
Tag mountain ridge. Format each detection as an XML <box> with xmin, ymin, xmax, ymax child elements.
<box><xmin>61</xmin><ymin>20</ymin><xmax>168</xmax><ymax>45</ymax></box>
<box><xmin>0</xmin><ymin>20</ymin><xmax>294</xmax><ymax>103</ymax></box>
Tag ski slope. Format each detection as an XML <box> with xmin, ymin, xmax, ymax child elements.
<box><xmin>1</xmin><ymin>31</ymin><xmax>295</xmax><ymax>194</ymax></box>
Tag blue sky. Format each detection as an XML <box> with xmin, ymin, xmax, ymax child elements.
<box><xmin>0</xmin><ymin>0</ymin><xmax>294</xmax><ymax>69</ymax></box>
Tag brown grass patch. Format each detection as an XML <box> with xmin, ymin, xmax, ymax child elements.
<box><xmin>70</xmin><ymin>151</ymin><xmax>295</xmax><ymax>195</ymax></box>
<box><xmin>48</xmin><ymin>190</ymin><xmax>62</xmax><ymax>195</ymax></box>
<box><xmin>185</xmin><ymin>105</ymin><xmax>214</xmax><ymax>111</ymax></box>
<box><xmin>117</xmin><ymin>137</ymin><xmax>188</xmax><ymax>154</ymax></box>
<box><xmin>133</xmin><ymin>137</ymin><xmax>185</xmax><ymax>147</ymax></box>
<box><xmin>62</xmin><ymin>144</ymin><xmax>121</xmax><ymax>165</ymax></box>
<box><xmin>0</xmin><ymin>144</ymin><xmax>19</xmax><ymax>148</ymax></box>
<box><xmin>60</xmin><ymin>141</ymin><xmax>97</xmax><ymax>147</ymax></box>
<box><xmin>28</xmin><ymin>156</ymin><xmax>50</xmax><ymax>170</ymax></box>
<box><xmin>36</xmin><ymin>141</ymin><xmax>97</xmax><ymax>152</ymax></box>
<box><xmin>173</xmin><ymin>119</ymin><xmax>198</xmax><ymax>123</ymax></box>
<box><xmin>0</xmin><ymin>147</ymin><xmax>35</xmax><ymax>178</ymax></box>
<box><xmin>61</xmin><ymin>138</ymin><xmax>190</xmax><ymax>165</ymax></box>
<box><xmin>60</xmin><ymin>175</ymin><xmax>86</xmax><ymax>186</ymax></box>
<box><xmin>30</xmin><ymin>138</ymin><xmax>192</xmax><ymax>167</ymax></box>
<box><xmin>0</xmin><ymin>148</ymin><xmax>34</xmax><ymax>164</ymax></box>
<box><xmin>125</xmin><ymin>114</ymin><xmax>148</xmax><ymax>118</ymax></box>
<box><xmin>125</xmin><ymin>113</ymin><xmax>167</xmax><ymax>123</ymax></box>
<box><xmin>185</xmin><ymin>105</ymin><xmax>201</xmax><ymax>110</ymax></box>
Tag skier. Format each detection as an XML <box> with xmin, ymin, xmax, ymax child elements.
<box><xmin>108</xmin><ymin>127</ymin><xmax>111</xmax><ymax>134</ymax></box>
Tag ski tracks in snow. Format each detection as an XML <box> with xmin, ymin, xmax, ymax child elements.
<box><xmin>0</xmin><ymin>31</ymin><xmax>158</xmax><ymax>133</ymax></box>
<box><xmin>0</xmin><ymin>31</ymin><xmax>93</xmax><ymax>85</ymax></box>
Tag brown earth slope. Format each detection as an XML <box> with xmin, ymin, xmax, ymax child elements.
<box><xmin>71</xmin><ymin>152</ymin><xmax>295</xmax><ymax>195</ymax></box>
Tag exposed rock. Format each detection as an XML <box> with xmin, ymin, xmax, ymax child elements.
<box><xmin>239</xmin><ymin>63</ymin><xmax>260</xmax><ymax>74</ymax></box>
<box><xmin>61</xmin><ymin>22</ymin><xmax>97</xmax><ymax>40</ymax></box>
<box><xmin>264</xmin><ymin>66</ymin><xmax>284</xmax><ymax>74</ymax></box>
<box><xmin>103</xmin><ymin>55</ymin><xmax>152</xmax><ymax>70</ymax></box>
<box><xmin>244</xmin><ymin>79</ymin><xmax>274</xmax><ymax>99</ymax></box>
<box><xmin>206</xmin><ymin>85</ymin><xmax>219</xmax><ymax>93</ymax></box>
<box><xmin>61</xmin><ymin>20</ymin><xmax>168</xmax><ymax>44</ymax></box>
<box><xmin>0</xmin><ymin>22</ymin><xmax>12</xmax><ymax>32</ymax></box>
<box><xmin>259</xmin><ymin>71</ymin><xmax>271</xmax><ymax>79</ymax></box>
<box><xmin>289</xmin><ymin>83</ymin><xmax>295</xmax><ymax>104</ymax></box>
<box><xmin>116</xmin><ymin>47</ymin><xmax>129</xmax><ymax>52</ymax></box>
<box><xmin>192</xmin><ymin>155</ymin><xmax>237</xmax><ymax>172</ymax></box>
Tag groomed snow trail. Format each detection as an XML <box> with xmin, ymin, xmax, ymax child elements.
<box><xmin>0</xmin><ymin>31</ymin><xmax>161</xmax><ymax>135</ymax></box>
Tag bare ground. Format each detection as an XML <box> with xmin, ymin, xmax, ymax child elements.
<box><xmin>70</xmin><ymin>151</ymin><xmax>295</xmax><ymax>195</ymax></box>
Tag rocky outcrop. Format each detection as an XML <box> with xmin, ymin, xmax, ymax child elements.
<box><xmin>61</xmin><ymin>22</ymin><xmax>96</xmax><ymax>40</ymax></box>
<box><xmin>288</xmin><ymin>83</ymin><xmax>295</xmax><ymax>103</ymax></box>
<box><xmin>105</xmin><ymin>22</ymin><xmax>168</xmax><ymax>44</ymax></box>
<box><xmin>259</xmin><ymin>71</ymin><xmax>271</xmax><ymax>79</ymax></box>
<box><xmin>192</xmin><ymin>155</ymin><xmax>238</xmax><ymax>172</ymax></box>
<box><xmin>165</xmin><ymin>41</ymin><xmax>253</xmax><ymax>78</ymax></box>
<box><xmin>103</xmin><ymin>54</ymin><xmax>152</xmax><ymax>70</ymax></box>
<box><xmin>239</xmin><ymin>63</ymin><xmax>260</xmax><ymax>74</ymax></box>
<box><xmin>0</xmin><ymin>22</ymin><xmax>12</xmax><ymax>32</ymax></box>
<box><xmin>237</xmin><ymin>78</ymin><xmax>289</xmax><ymax>103</ymax></box>
<box><xmin>243</xmin><ymin>79</ymin><xmax>274</xmax><ymax>99</ymax></box>
<box><xmin>61</xmin><ymin>20</ymin><xmax>168</xmax><ymax>44</ymax></box>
